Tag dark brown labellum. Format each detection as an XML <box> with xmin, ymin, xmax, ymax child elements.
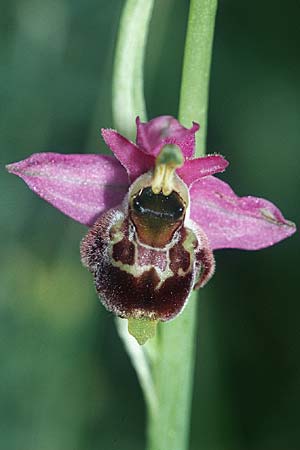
<box><xmin>81</xmin><ymin>186</ymin><xmax>215</xmax><ymax>322</ymax></box>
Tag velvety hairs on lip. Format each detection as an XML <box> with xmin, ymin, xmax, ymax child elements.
<box><xmin>6</xmin><ymin>115</ymin><xmax>296</xmax><ymax>343</ymax></box>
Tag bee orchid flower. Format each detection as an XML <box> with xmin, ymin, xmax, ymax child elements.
<box><xmin>6</xmin><ymin>116</ymin><xmax>296</xmax><ymax>344</ymax></box>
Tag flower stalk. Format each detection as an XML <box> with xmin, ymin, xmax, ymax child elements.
<box><xmin>147</xmin><ymin>2</ymin><xmax>218</xmax><ymax>450</ymax></box>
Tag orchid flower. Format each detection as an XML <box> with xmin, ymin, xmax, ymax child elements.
<box><xmin>6</xmin><ymin>116</ymin><xmax>296</xmax><ymax>343</ymax></box>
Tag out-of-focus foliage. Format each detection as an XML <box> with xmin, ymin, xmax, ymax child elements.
<box><xmin>1</xmin><ymin>0</ymin><xmax>299</xmax><ymax>449</ymax></box>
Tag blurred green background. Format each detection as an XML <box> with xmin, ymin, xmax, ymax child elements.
<box><xmin>1</xmin><ymin>0</ymin><xmax>299</xmax><ymax>449</ymax></box>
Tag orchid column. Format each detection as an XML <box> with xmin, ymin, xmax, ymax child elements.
<box><xmin>113</xmin><ymin>1</ymin><xmax>218</xmax><ymax>450</ymax></box>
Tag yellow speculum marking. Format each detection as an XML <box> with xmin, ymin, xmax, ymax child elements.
<box><xmin>152</xmin><ymin>145</ymin><xmax>184</xmax><ymax>196</ymax></box>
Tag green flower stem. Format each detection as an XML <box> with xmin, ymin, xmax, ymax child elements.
<box><xmin>147</xmin><ymin>302</ymin><xmax>197</xmax><ymax>450</ymax></box>
<box><xmin>179</xmin><ymin>0</ymin><xmax>218</xmax><ymax>157</ymax></box>
<box><xmin>147</xmin><ymin>1</ymin><xmax>218</xmax><ymax>450</ymax></box>
<box><xmin>112</xmin><ymin>0</ymin><xmax>154</xmax><ymax>139</ymax></box>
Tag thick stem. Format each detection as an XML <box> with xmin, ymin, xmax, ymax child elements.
<box><xmin>147</xmin><ymin>302</ymin><xmax>197</xmax><ymax>450</ymax></box>
<box><xmin>147</xmin><ymin>1</ymin><xmax>218</xmax><ymax>450</ymax></box>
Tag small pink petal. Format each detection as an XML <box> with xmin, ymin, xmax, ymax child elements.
<box><xmin>177</xmin><ymin>154</ymin><xmax>229</xmax><ymax>186</ymax></box>
<box><xmin>6</xmin><ymin>153</ymin><xmax>129</xmax><ymax>226</ymax></box>
<box><xmin>190</xmin><ymin>176</ymin><xmax>296</xmax><ymax>250</ymax></box>
<box><xmin>102</xmin><ymin>128</ymin><xmax>154</xmax><ymax>181</ymax></box>
<box><xmin>136</xmin><ymin>116</ymin><xmax>199</xmax><ymax>158</ymax></box>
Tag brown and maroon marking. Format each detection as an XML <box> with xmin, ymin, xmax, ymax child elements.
<box><xmin>81</xmin><ymin>197</ymin><xmax>215</xmax><ymax>322</ymax></box>
<box><xmin>80</xmin><ymin>208</ymin><xmax>120</xmax><ymax>271</ymax></box>
<box><xmin>112</xmin><ymin>237</ymin><xmax>135</xmax><ymax>265</ymax></box>
<box><xmin>169</xmin><ymin>228</ymin><xmax>194</xmax><ymax>275</ymax></box>
<box><xmin>81</xmin><ymin>207</ymin><xmax>196</xmax><ymax>321</ymax></box>
<box><xmin>94</xmin><ymin>262</ymin><xmax>193</xmax><ymax>321</ymax></box>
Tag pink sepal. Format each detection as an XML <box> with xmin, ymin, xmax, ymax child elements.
<box><xmin>190</xmin><ymin>176</ymin><xmax>296</xmax><ymax>250</ymax></box>
<box><xmin>6</xmin><ymin>152</ymin><xmax>129</xmax><ymax>226</ymax></box>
